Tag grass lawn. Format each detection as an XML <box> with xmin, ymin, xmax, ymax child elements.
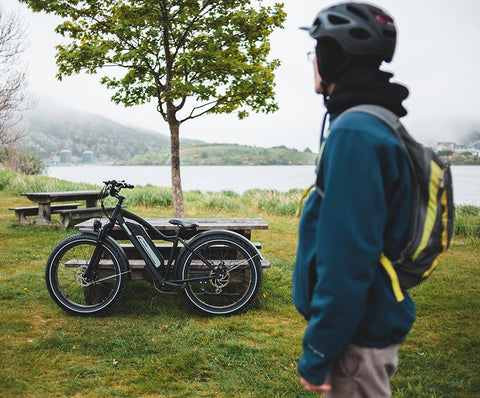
<box><xmin>0</xmin><ymin>187</ymin><xmax>479</xmax><ymax>397</ymax></box>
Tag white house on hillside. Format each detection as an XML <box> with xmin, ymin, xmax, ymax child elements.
<box><xmin>436</xmin><ymin>142</ymin><xmax>456</xmax><ymax>151</ymax></box>
<box><xmin>435</xmin><ymin>142</ymin><xmax>480</xmax><ymax>156</ymax></box>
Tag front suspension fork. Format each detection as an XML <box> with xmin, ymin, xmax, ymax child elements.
<box><xmin>82</xmin><ymin>223</ymin><xmax>112</xmax><ymax>281</ymax></box>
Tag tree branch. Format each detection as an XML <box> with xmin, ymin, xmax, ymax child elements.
<box><xmin>179</xmin><ymin>94</ymin><xmax>243</xmax><ymax>123</ymax></box>
<box><xmin>173</xmin><ymin>1</ymin><xmax>215</xmax><ymax>59</ymax></box>
<box><xmin>156</xmin><ymin>100</ymin><xmax>167</xmax><ymax>121</ymax></box>
<box><xmin>0</xmin><ymin>10</ymin><xmax>29</xmax><ymax>146</ymax></box>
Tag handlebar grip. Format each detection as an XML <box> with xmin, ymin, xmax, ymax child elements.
<box><xmin>103</xmin><ymin>180</ymin><xmax>117</xmax><ymax>186</ymax></box>
<box><xmin>102</xmin><ymin>180</ymin><xmax>134</xmax><ymax>189</ymax></box>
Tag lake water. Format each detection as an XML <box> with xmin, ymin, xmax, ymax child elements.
<box><xmin>46</xmin><ymin>165</ymin><xmax>480</xmax><ymax>206</ymax></box>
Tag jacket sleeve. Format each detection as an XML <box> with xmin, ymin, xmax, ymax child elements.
<box><xmin>298</xmin><ymin>127</ymin><xmax>389</xmax><ymax>385</ymax></box>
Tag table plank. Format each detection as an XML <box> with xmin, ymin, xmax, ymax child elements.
<box><xmin>21</xmin><ymin>190</ymin><xmax>99</xmax><ymax>204</ymax></box>
<box><xmin>75</xmin><ymin>217</ymin><xmax>268</xmax><ymax>231</ymax></box>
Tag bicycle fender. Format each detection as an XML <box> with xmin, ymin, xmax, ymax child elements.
<box><xmin>177</xmin><ymin>229</ymin><xmax>264</xmax><ymax>261</ymax></box>
<box><xmin>78</xmin><ymin>229</ymin><xmax>130</xmax><ymax>272</ymax></box>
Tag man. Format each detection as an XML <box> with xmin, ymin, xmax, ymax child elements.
<box><xmin>292</xmin><ymin>3</ymin><xmax>416</xmax><ymax>397</ymax></box>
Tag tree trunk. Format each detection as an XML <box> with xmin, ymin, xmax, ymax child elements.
<box><xmin>169</xmin><ymin>120</ymin><xmax>185</xmax><ymax>217</ymax></box>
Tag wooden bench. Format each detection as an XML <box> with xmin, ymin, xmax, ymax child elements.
<box><xmin>119</xmin><ymin>241</ymin><xmax>261</xmax><ymax>258</ymax></box>
<box><xmin>9</xmin><ymin>203</ymin><xmax>82</xmax><ymax>226</ymax></box>
<box><xmin>119</xmin><ymin>241</ymin><xmax>269</xmax><ymax>279</ymax></box>
<box><xmin>56</xmin><ymin>206</ymin><xmax>115</xmax><ymax>229</ymax></box>
<box><xmin>65</xmin><ymin>247</ymin><xmax>270</xmax><ymax>283</ymax></box>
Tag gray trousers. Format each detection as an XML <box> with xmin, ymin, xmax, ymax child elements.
<box><xmin>323</xmin><ymin>343</ymin><xmax>399</xmax><ymax>398</ymax></box>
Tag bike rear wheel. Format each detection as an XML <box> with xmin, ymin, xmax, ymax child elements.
<box><xmin>45</xmin><ymin>234</ymin><xmax>129</xmax><ymax>316</ymax></box>
<box><xmin>177</xmin><ymin>233</ymin><xmax>262</xmax><ymax>316</ymax></box>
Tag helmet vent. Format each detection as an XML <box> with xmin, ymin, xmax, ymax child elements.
<box><xmin>349</xmin><ymin>28</ymin><xmax>372</xmax><ymax>40</ymax></box>
<box><xmin>310</xmin><ymin>18</ymin><xmax>322</xmax><ymax>32</ymax></box>
<box><xmin>346</xmin><ymin>4</ymin><xmax>369</xmax><ymax>21</ymax></box>
<box><xmin>327</xmin><ymin>14</ymin><xmax>350</xmax><ymax>25</ymax></box>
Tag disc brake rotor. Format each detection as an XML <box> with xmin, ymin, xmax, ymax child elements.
<box><xmin>210</xmin><ymin>269</ymin><xmax>230</xmax><ymax>289</ymax></box>
<box><xmin>74</xmin><ymin>264</ymin><xmax>90</xmax><ymax>287</ymax></box>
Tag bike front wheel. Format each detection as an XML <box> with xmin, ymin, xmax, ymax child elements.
<box><xmin>45</xmin><ymin>233</ymin><xmax>129</xmax><ymax>316</ymax></box>
<box><xmin>177</xmin><ymin>232</ymin><xmax>263</xmax><ymax>316</ymax></box>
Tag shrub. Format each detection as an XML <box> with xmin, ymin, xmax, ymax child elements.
<box><xmin>0</xmin><ymin>147</ymin><xmax>45</xmax><ymax>175</ymax></box>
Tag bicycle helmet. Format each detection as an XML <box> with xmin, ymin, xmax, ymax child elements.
<box><xmin>304</xmin><ymin>2</ymin><xmax>397</xmax><ymax>62</ymax></box>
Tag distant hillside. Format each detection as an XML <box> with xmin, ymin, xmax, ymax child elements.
<box><xmin>22</xmin><ymin>101</ymin><xmax>200</xmax><ymax>163</ymax></box>
<box><xmin>21</xmin><ymin>101</ymin><xmax>316</xmax><ymax>166</ymax></box>
<box><xmin>126</xmin><ymin>143</ymin><xmax>316</xmax><ymax>166</ymax></box>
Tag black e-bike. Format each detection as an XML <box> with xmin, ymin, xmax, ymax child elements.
<box><xmin>45</xmin><ymin>180</ymin><xmax>263</xmax><ymax>316</ymax></box>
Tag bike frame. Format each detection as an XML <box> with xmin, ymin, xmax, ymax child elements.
<box><xmin>82</xmin><ymin>194</ymin><xmax>221</xmax><ymax>288</ymax></box>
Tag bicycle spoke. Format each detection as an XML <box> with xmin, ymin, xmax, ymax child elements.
<box><xmin>83</xmin><ymin>270</ymin><xmax>129</xmax><ymax>287</ymax></box>
<box><xmin>225</xmin><ymin>252</ymin><xmax>261</xmax><ymax>272</ymax></box>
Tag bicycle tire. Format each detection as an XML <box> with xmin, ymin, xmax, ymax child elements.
<box><xmin>45</xmin><ymin>233</ymin><xmax>129</xmax><ymax>316</ymax></box>
<box><xmin>176</xmin><ymin>232</ymin><xmax>263</xmax><ymax>316</ymax></box>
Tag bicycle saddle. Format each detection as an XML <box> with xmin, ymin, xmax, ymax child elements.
<box><xmin>168</xmin><ymin>219</ymin><xmax>199</xmax><ymax>230</ymax></box>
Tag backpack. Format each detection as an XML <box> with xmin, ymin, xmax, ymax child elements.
<box><xmin>324</xmin><ymin>105</ymin><xmax>455</xmax><ymax>302</ymax></box>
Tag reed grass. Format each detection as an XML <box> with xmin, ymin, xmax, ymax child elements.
<box><xmin>1</xmin><ymin>170</ymin><xmax>478</xmax><ymax>240</ymax></box>
<box><xmin>454</xmin><ymin>205</ymin><xmax>480</xmax><ymax>244</ymax></box>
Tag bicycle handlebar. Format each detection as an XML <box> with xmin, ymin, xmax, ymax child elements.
<box><xmin>103</xmin><ymin>180</ymin><xmax>135</xmax><ymax>190</ymax></box>
<box><xmin>99</xmin><ymin>180</ymin><xmax>135</xmax><ymax>200</ymax></box>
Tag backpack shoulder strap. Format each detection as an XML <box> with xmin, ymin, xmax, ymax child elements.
<box><xmin>340</xmin><ymin>104</ymin><xmax>397</xmax><ymax>124</ymax></box>
<box><xmin>316</xmin><ymin>105</ymin><xmax>409</xmax><ymax>198</ymax></box>
<box><xmin>341</xmin><ymin>104</ymin><xmax>402</xmax><ymax>141</ymax></box>
<box><xmin>340</xmin><ymin>105</ymin><xmax>415</xmax><ymax>171</ymax></box>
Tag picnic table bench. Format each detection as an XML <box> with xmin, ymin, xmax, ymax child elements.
<box><xmin>75</xmin><ymin>217</ymin><xmax>270</xmax><ymax>279</ymax></box>
<box><xmin>11</xmin><ymin>190</ymin><xmax>112</xmax><ymax>228</ymax></box>
<box><xmin>9</xmin><ymin>203</ymin><xmax>82</xmax><ymax>226</ymax></box>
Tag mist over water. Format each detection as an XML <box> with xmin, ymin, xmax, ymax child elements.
<box><xmin>46</xmin><ymin>165</ymin><xmax>480</xmax><ymax>207</ymax></box>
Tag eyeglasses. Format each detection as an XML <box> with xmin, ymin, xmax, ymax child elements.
<box><xmin>307</xmin><ymin>51</ymin><xmax>315</xmax><ymax>62</ymax></box>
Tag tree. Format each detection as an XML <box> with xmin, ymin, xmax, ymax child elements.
<box><xmin>0</xmin><ymin>6</ymin><xmax>29</xmax><ymax>147</ymax></box>
<box><xmin>21</xmin><ymin>0</ymin><xmax>286</xmax><ymax>216</ymax></box>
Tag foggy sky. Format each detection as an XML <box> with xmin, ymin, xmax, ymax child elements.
<box><xmin>4</xmin><ymin>0</ymin><xmax>480</xmax><ymax>150</ymax></box>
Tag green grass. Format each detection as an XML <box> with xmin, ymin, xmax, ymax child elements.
<box><xmin>0</xmin><ymin>172</ymin><xmax>479</xmax><ymax>397</ymax></box>
<box><xmin>454</xmin><ymin>205</ymin><xmax>480</xmax><ymax>245</ymax></box>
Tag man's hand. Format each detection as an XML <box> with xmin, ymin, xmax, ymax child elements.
<box><xmin>300</xmin><ymin>377</ymin><xmax>332</xmax><ymax>393</ymax></box>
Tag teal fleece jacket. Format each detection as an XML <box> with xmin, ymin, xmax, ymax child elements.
<box><xmin>292</xmin><ymin>111</ymin><xmax>416</xmax><ymax>385</ymax></box>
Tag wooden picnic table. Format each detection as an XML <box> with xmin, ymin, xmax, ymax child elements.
<box><xmin>19</xmin><ymin>190</ymin><xmax>100</xmax><ymax>226</ymax></box>
<box><xmin>75</xmin><ymin>217</ymin><xmax>271</xmax><ymax>275</ymax></box>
